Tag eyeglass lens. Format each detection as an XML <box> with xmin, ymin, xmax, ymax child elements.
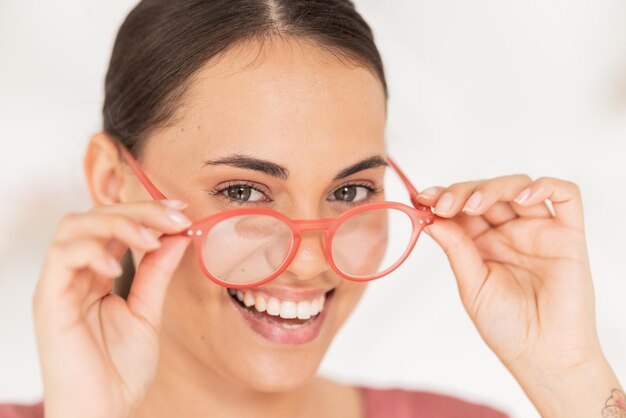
<box><xmin>200</xmin><ymin>207</ymin><xmax>415</xmax><ymax>285</ymax></box>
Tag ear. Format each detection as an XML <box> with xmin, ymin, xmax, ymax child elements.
<box><xmin>83</xmin><ymin>132</ymin><xmax>125</xmax><ymax>206</ymax></box>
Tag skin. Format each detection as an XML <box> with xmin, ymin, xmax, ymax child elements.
<box><xmin>32</xmin><ymin>36</ymin><xmax>623</xmax><ymax>418</ymax></box>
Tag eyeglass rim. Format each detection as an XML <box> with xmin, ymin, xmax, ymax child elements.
<box><xmin>115</xmin><ymin>141</ymin><xmax>436</xmax><ymax>288</ymax></box>
<box><xmin>191</xmin><ymin>202</ymin><xmax>433</xmax><ymax>287</ymax></box>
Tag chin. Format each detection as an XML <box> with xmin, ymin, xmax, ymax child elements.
<box><xmin>233</xmin><ymin>346</ymin><xmax>325</xmax><ymax>393</ymax></box>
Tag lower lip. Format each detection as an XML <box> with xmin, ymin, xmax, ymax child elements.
<box><xmin>227</xmin><ymin>289</ymin><xmax>335</xmax><ymax>345</ymax></box>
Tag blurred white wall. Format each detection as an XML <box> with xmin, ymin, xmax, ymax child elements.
<box><xmin>1</xmin><ymin>1</ymin><xmax>625</xmax><ymax>417</ymax></box>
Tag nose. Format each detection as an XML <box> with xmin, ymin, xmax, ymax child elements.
<box><xmin>285</xmin><ymin>230</ymin><xmax>330</xmax><ymax>281</ymax></box>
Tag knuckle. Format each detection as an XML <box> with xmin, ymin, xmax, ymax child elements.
<box><xmin>447</xmin><ymin>182</ymin><xmax>469</xmax><ymax>193</ymax></box>
<box><xmin>47</xmin><ymin>240</ymin><xmax>67</xmax><ymax>257</ymax></box>
<box><xmin>512</xmin><ymin>173</ymin><xmax>533</xmax><ymax>183</ymax></box>
<box><xmin>566</xmin><ymin>179</ymin><xmax>581</xmax><ymax>193</ymax></box>
<box><xmin>89</xmin><ymin>203</ymin><xmax>110</xmax><ymax>214</ymax></box>
<box><xmin>58</xmin><ymin>212</ymin><xmax>81</xmax><ymax>229</ymax></box>
<box><xmin>534</xmin><ymin>176</ymin><xmax>579</xmax><ymax>192</ymax></box>
<box><xmin>110</xmin><ymin>215</ymin><xmax>133</xmax><ymax>236</ymax></box>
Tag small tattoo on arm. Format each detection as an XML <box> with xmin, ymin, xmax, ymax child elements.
<box><xmin>602</xmin><ymin>389</ymin><xmax>626</xmax><ymax>418</ymax></box>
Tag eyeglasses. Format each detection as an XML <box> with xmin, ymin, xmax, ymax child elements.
<box><xmin>118</xmin><ymin>143</ymin><xmax>435</xmax><ymax>289</ymax></box>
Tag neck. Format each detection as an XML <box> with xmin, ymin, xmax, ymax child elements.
<box><xmin>133</xmin><ymin>332</ymin><xmax>323</xmax><ymax>418</ymax></box>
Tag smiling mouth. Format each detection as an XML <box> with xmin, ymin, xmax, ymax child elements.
<box><xmin>228</xmin><ymin>288</ymin><xmax>335</xmax><ymax>329</ymax></box>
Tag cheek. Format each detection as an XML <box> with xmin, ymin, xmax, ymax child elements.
<box><xmin>328</xmin><ymin>282</ymin><xmax>368</xmax><ymax>328</ymax></box>
<box><xmin>160</xmin><ymin>244</ymin><xmax>368</xmax><ymax>390</ymax></box>
<box><xmin>161</xmin><ymin>246</ymin><xmax>230</xmax><ymax>350</ymax></box>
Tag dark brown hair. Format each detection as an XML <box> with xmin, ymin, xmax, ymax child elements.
<box><xmin>104</xmin><ymin>0</ymin><xmax>387</xmax><ymax>156</ymax></box>
<box><xmin>103</xmin><ymin>0</ymin><xmax>388</xmax><ymax>295</ymax></box>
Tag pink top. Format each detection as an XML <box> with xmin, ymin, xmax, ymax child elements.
<box><xmin>0</xmin><ymin>386</ymin><xmax>510</xmax><ymax>417</ymax></box>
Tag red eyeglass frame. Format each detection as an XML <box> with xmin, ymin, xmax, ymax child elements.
<box><xmin>117</xmin><ymin>143</ymin><xmax>436</xmax><ymax>289</ymax></box>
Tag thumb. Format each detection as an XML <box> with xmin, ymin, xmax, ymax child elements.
<box><xmin>423</xmin><ymin>218</ymin><xmax>489</xmax><ymax>308</ymax></box>
<box><xmin>126</xmin><ymin>235</ymin><xmax>191</xmax><ymax>332</ymax></box>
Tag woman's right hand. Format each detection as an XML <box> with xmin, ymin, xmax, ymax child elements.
<box><xmin>32</xmin><ymin>200</ymin><xmax>192</xmax><ymax>418</ymax></box>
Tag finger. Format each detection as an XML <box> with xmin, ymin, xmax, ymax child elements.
<box><xmin>512</xmin><ymin>177</ymin><xmax>584</xmax><ymax>231</ymax></box>
<box><xmin>40</xmin><ymin>239</ymin><xmax>123</xmax><ymax>296</ymax></box>
<box><xmin>414</xmin><ymin>186</ymin><xmax>448</xmax><ymax>207</ymax></box>
<box><xmin>454</xmin><ymin>214</ymin><xmax>491</xmax><ymax>239</ymax></box>
<box><xmin>419</xmin><ymin>175</ymin><xmax>553</xmax><ymax>222</ymax></box>
<box><xmin>89</xmin><ymin>199</ymin><xmax>192</xmax><ymax>235</ymax></box>
<box><xmin>421</xmin><ymin>181</ymin><xmax>483</xmax><ymax>218</ymax></box>
<box><xmin>480</xmin><ymin>201</ymin><xmax>518</xmax><ymax>226</ymax></box>
<box><xmin>419</xmin><ymin>183</ymin><xmax>520</xmax><ymax>227</ymax></box>
<box><xmin>422</xmin><ymin>218</ymin><xmax>489</xmax><ymax>310</ymax></box>
<box><xmin>126</xmin><ymin>235</ymin><xmax>191</xmax><ymax>333</ymax></box>
<box><xmin>460</xmin><ymin>175</ymin><xmax>553</xmax><ymax>219</ymax></box>
<box><xmin>55</xmin><ymin>212</ymin><xmax>162</xmax><ymax>256</ymax></box>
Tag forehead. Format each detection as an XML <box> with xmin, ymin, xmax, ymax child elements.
<box><xmin>166</xmin><ymin>37</ymin><xmax>387</xmax><ymax>167</ymax></box>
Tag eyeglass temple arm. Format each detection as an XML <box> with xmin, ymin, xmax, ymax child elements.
<box><xmin>117</xmin><ymin>143</ymin><xmax>169</xmax><ymax>200</ymax></box>
<box><xmin>386</xmin><ymin>156</ymin><xmax>428</xmax><ymax>210</ymax></box>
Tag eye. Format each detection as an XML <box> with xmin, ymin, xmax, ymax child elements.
<box><xmin>210</xmin><ymin>182</ymin><xmax>271</xmax><ymax>205</ymax></box>
<box><xmin>328</xmin><ymin>183</ymin><xmax>381</xmax><ymax>204</ymax></box>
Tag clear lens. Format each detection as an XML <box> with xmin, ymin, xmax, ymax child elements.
<box><xmin>331</xmin><ymin>207</ymin><xmax>414</xmax><ymax>278</ymax></box>
<box><xmin>201</xmin><ymin>214</ymin><xmax>292</xmax><ymax>285</ymax></box>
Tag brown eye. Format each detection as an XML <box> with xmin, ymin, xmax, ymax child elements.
<box><xmin>211</xmin><ymin>182</ymin><xmax>270</xmax><ymax>204</ymax></box>
<box><xmin>227</xmin><ymin>185</ymin><xmax>252</xmax><ymax>201</ymax></box>
<box><xmin>330</xmin><ymin>185</ymin><xmax>370</xmax><ymax>203</ymax></box>
<box><xmin>333</xmin><ymin>186</ymin><xmax>356</xmax><ymax>201</ymax></box>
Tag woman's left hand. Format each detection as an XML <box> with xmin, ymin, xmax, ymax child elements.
<box><xmin>415</xmin><ymin>174</ymin><xmax>623</xmax><ymax>417</ymax></box>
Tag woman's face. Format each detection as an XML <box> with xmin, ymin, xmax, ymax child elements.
<box><xmin>124</xmin><ymin>37</ymin><xmax>387</xmax><ymax>392</ymax></box>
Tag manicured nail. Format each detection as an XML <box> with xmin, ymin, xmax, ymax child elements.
<box><xmin>462</xmin><ymin>191</ymin><xmax>482</xmax><ymax>213</ymax></box>
<box><xmin>418</xmin><ymin>187</ymin><xmax>439</xmax><ymax>199</ymax></box>
<box><xmin>106</xmin><ymin>256</ymin><xmax>123</xmax><ymax>276</ymax></box>
<box><xmin>514</xmin><ymin>188</ymin><xmax>531</xmax><ymax>204</ymax></box>
<box><xmin>162</xmin><ymin>199</ymin><xmax>188</xmax><ymax>209</ymax></box>
<box><xmin>166</xmin><ymin>208</ymin><xmax>192</xmax><ymax>226</ymax></box>
<box><xmin>139</xmin><ymin>226</ymin><xmax>161</xmax><ymax>247</ymax></box>
<box><xmin>434</xmin><ymin>192</ymin><xmax>453</xmax><ymax>215</ymax></box>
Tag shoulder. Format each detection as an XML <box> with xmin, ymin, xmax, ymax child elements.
<box><xmin>357</xmin><ymin>385</ymin><xmax>510</xmax><ymax>418</ymax></box>
<box><xmin>0</xmin><ymin>400</ymin><xmax>44</xmax><ymax>418</ymax></box>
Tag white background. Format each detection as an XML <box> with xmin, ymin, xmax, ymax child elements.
<box><xmin>1</xmin><ymin>1</ymin><xmax>625</xmax><ymax>417</ymax></box>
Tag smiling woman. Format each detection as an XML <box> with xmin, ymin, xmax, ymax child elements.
<box><xmin>5</xmin><ymin>0</ymin><xmax>623</xmax><ymax>417</ymax></box>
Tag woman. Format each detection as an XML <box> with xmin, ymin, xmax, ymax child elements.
<box><xmin>2</xmin><ymin>1</ymin><xmax>624</xmax><ymax>417</ymax></box>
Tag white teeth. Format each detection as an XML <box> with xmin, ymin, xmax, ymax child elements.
<box><xmin>229</xmin><ymin>288</ymin><xmax>331</xmax><ymax>320</ymax></box>
<box><xmin>280</xmin><ymin>301</ymin><xmax>297</xmax><ymax>319</ymax></box>
<box><xmin>310</xmin><ymin>298</ymin><xmax>320</xmax><ymax>316</ymax></box>
<box><xmin>254</xmin><ymin>294</ymin><xmax>267</xmax><ymax>312</ymax></box>
<box><xmin>267</xmin><ymin>297</ymin><xmax>281</xmax><ymax>316</ymax></box>
<box><xmin>243</xmin><ymin>292</ymin><xmax>255</xmax><ymax>307</ymax></box>
<box><xmin>296</xmin><ymin>301</ymin><xmax>311</xmax><ymax>320</ymax></box>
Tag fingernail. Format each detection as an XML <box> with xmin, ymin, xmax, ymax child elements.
<box><xmin>462</xmin><ymin>191</ymin><xmax>482</xmax><ymax>213</ymax></box>
<box><xmin>166</xmin><ymin>208</ymin><xmax>192</xmax><ymax>226</ymax></box>
<box><xmin>106</xmin><ymin>256</ymin><xmax>123</xmax><ymax>276</ymax></box>
<box><xmin>514</xmin><ymin>188</ymin><xmax>531</xmax><ymax>204</ymax></box>
<box><xmin>418</xmin><ymin>187</ymin><xmax>439</xmax><ymax>199</ymax></box>
<box><xmin>434</xmin><ymin>192</ymin><xmax>453</xmax><ymax>215</ymax></box>
<box><xmin>162</xmin><ymin>199</ymin><xmax>188</xmax><ymax>209</ymax></box>
<box><xmin>139</xmin><ymin>226</ymin><xmax>160</xmax><ymax>247</ymax></box>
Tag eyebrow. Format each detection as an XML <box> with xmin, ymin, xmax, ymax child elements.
<box><xmin>201</xmin><ymin>154</ymin><xmax>388</xmax><ymax>180</ymax></box>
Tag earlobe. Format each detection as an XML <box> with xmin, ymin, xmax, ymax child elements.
<box><xmin>83</xmin><ymin>132</ymin><xmax>124</xmax><ymax>206</ymax></box>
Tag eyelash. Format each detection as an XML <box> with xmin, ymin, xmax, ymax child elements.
<box><xmin>208</xmin><ymin>181</ymin><xmax>271</xmax><ymax>206</ymax></box>
<box><xmin>208</xmin><ymin>181</ymin><xmax>383</xmax><ymax>206</ymax></box>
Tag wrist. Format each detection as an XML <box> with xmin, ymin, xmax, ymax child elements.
<box><xmin>509</xmin><ymin>352</ymin><xmax>623</xmax><ymax>418</ymax></box>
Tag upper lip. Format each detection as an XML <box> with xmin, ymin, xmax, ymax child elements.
<box><xmin>232</xmin><ymin>286</ymin><xmax>335</xmax><ymax>302</ymax></box>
